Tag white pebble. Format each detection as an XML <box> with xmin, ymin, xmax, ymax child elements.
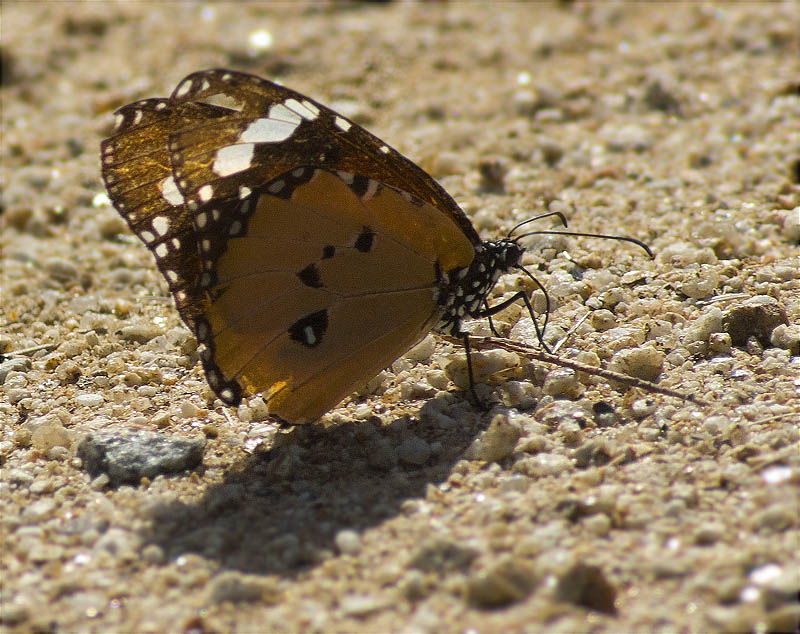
<box><xmin>335</xmin><ymin>529</ymin><xmax>363</xmax><ymax>555</ymax></box>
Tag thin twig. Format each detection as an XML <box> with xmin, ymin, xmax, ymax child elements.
<box><xmin>445</xmin><ymin>334</ymin><xmax>709</xmax><ymax>406</ymax></box>
<box><xmin>5</xmin><ymin>343</ymin><xmax>57</xmax><ymax>356</ymax></box>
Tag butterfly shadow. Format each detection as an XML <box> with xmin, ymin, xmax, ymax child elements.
<box><xmin>141</xmin><ymin>393</ymin><xmax>497</xmax><ymax>577</ymax></box>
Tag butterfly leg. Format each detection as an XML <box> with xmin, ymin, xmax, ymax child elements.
<box><xmin>461</xmin><ymin>331</ymin><xmax>482</xmax><ymax>405</ymax></box>
<box><xmin>484</xmin><ymin>302</ymin><xmax>502</xmax><ymax>337</ymax></box>
<box><xmin>479</xmin><ymin>290</ymin><xmax>553</xmax><ymax>354</ymax></box>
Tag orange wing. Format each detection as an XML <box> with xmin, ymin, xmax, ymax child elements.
<box><xmin>200</xmin><ymin>169</ymin><xmax>474</xmax><ymax>422</ymax></box>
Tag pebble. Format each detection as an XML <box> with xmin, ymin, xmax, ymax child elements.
<box><xmin>464</xmin><ymin>558</ymin><xmax>538</xmax><ymax>609</ymax></box>
<box><xmin>464</xmin><ymin>414</ymin><xmax>522</xmax><ymax>462</ymax></box>
<box><xmin>572</xmin><ymin>439</ymin><xmax>612</xmax><ymax>468</ymax></box>
<box><xmin>444</xmin><ymin>349</ymin><xmax>519</xmax><ymax>390</ymax></box>
<box><xmin>31</xmin><ymin>419</ymin><xmax>72</xmax><ymax>453</ymax></box>
<box><xmin>679</xmin><ymin>264</ymin><xmax>720</xmax><ymax>299</ymax></box>
<box><xmin>408</xmin><ymin>538</ymin><xmax>479</xmax><ymax>574</ymax></box>
<box><xmin>207</xmin><ymin>571</ymin><xmax>270</xmax><ymax>604</ymax></box>
<box><xmin>590</xmin><ymin>309</ymin><xmax>616</xmax><ymax>331</ymax></box>
<box><xmin>397</xmin><ymin>435</ymin><xmax>431</xmax><ymax>466</ymax></box>
<box><xmin>0</xmin><ymin>357</ymin><xmax>31</xmax><ymax>383</ymax></box>
<box><xmin>781</xmin><ymin>208</ymin><xmax>800</xmax><ymax>242</ymax></box>
<box><xmin>22</xmin><ymin>498</ymin><xmax>56</xmax><ymax>523</ymax></box>
<box><xmin>339</xmin><ymin>593</ymin><xmax>386</xmax><ymax>618</ymax></box>
<box><xmin>334</xmin><ymin>530</ymin><xmax>363</xmax><ymax>556</ymax></box>
<box><xmin>365</xmin><ymin>437</ymin><xmax>397</xmax><ymax>471</ymax></box>
<box><xmin>583</xmin><ymin>514</ymin><xmax>612</xmax><ymax>536</ymax></box>
<box><xmin>760</xmin><ymin>567</ymin><xmax>800</xmax><ymax>610</ymax></box>
<box><xmin>630</xmin><ymin>398</ymin><xmax>657</xmax><ymax>418</ymax></box>
<box><xmin>401</xmin><ymin>570</ymin><xmax>431</xmax><ymax>601</ymax></box>
<box><xmin>608</xmin><ymin>346</ymin><xmax>664</xmax><ymax>382</ymax></box>
<box><xmin>117</xmin><ymin>323</ymin><xmax>163</xmax><ymax>344</ymax></box>
<box><xmin>43</xmin><ymin>257</ymin><xmax>78</xmax><ymax>281</ymax></box>
<box><xmin>770</xmin><ymin>323</ymin><xmax>800</xmax><ymax>354</ymax></box>
<box><xmin>404</xmin><ymin>335</ymin><xmax>435</xmax><ymax>363</ymax></box>
<box><xmin>542</xmin><ymin>368</ymin><xmax>584</xmax><ymax>398</ymax></box>
<box><xmin>0</xmin><ymin>601</ymin><xmax>29</xmax><ymax>625</ymax></box>
<box><xmin>76</xmin><ymin>429</ymin><xmax>205</xmax><ymax>486</ymax></box>
<box><xmin>722</xmin><ymin>296</ymin><xmax>788</xmax><ymax>346</ymax></box>
<box><xmin>708</xmin><ymin>332</ymin><xmax>732</xmax><ymax>354</ymax></box>
<box><xmin>95</xmin><ymin>527</ymin><xmax>139</xmax><ymax>556</ymax></box>
<box><xmin>74</xmin><ymin>393</ymin><xmax>104</xmax><ymax>407</ymax></box>
<box><xmin>555</xmin><ymin>562</ymin><xmax>617</xmax><ymax>614</ymax></box>
<box><xmin>7</xmin><ymin>468</ymin><xmax>35</xmax><ymax>486</ymax></box>
<box><xmin>513</xmin><ymin>453</ymin><xmax>573</xmax><ymax>478</ymax></box>
<box><xmin>693</xmin><ymin>522</ymin><xmax>725</xmax><ymax>545</ymax></box>
<box><xmin>179</xmin><ymin>400</ymin><xmax>201</xmax><ymax>418</ymax></box>
<box><xmin>47</xmin><ymin>446</ymin><xmax>70</xmax><ymax>461</ymax></box>
<box><xmin>751</xmin><ymin>504</ymin><xmax>795</xmax><ymax>532</ymax></box>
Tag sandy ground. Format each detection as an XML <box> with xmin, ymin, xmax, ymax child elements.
<box><xmin>1</xmin><ymin>2</ymin><xmax>799</xmax><ymax>632</ymax></box>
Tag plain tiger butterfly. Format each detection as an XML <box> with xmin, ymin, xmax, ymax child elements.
<box><xmin>101</xmin><ymin>69</ymin><xmax>642</xmax><ymax>424</ymax></box>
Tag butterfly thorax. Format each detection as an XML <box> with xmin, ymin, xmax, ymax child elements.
<box><xmin>435</xmin><ymin>239</ymin><xmax>523</xmax><ymax>336</ymax></box>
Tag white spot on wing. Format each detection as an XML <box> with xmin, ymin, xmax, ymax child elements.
<box><xmin>159</xmin><ymin>176</ymin><xmax>185</xmax><ymax>206</ymax></box>
<box><xmin>380</xmin><ymin>145</ymin><xmax>390</xmax><ymax>154</ymax></box>
<box><xmin>213</xmin><ymin>143</ymin><xmax>255</xmax><ymax>176</ymax></box>
<box><xmin>174</xmin><ymin>80</ymin><xmax>192</xmax><ymax>98</ymax></box>
<box><xmin>238</xmin><ymin>102</ymin><xmax>304</xmax><ymax>144</ymax></box>
<box><xmin>301</xmin><ymin>100</ymin><xmax>320</xmax><ymax>117</ymax></box>
<box><xmin>239</xmin><ymin>185</ymin><xmax>252</xmax><ymax>199</ymax></box>
<box><xmin>337</xmin><ymin>171</ymin><xmax>354</xmax><ymax>185</ymax></box>
<box><xmin>285</xmin><ymin>98</ymin><xmax>319</xmax><ymax>120</ymax></box>
<box><xmin>239</xmin><ymin>117</ymin><xmax>295</xmax><ymax>144</ymax></box>
<box><xmin>155</xmin><ymin>243</ymin><xmax>168</xmax><ymax>258</ymax></box>
<box><xmin>363</xmin><ymin>179</ymin><xmax>379</xmax><ymax>200</ymax></box>
<box><xmin>152</xmin><ymin>215</ymin><xmax>170</xmax><ymax>236</ymax></box>
<box><xmin>334</xmin><ymin>116</ymin><xmax>351</xmax><ymax>132</ymax></box>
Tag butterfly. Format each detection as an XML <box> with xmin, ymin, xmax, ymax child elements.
<box><xmin>100</xmin><ymin>69</ymin><xmax>566</xmax><ymax>424</ymax></box>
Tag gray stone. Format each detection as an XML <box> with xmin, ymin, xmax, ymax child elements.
<box><xmin>77</xmin><ymin>429</ymin><xmax>205</xmax><ymax>486</ymax></box>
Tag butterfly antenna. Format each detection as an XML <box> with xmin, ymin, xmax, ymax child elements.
<box><xmin>516</xmin><ymin>229</ymin><xmax>653</xmax><ymax>257</ymax></box>
<box><xmin>507</xmin><ymin>211</ymin><xmax>568</xmax><ymax>238</ymax></box>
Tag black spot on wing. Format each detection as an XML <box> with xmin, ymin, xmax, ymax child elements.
<box><xmin>288</xmin><ymin>309</ymin><xmax>328</xmax><ymax>348</ymax></box>
<box><xmin>322</xmin><ymin>245</ymin><xmax>336</xmax><ymax>259</ymax></box>
<box><xmin>297</xmin><ymin>263</ymin><xmax>323</xmax><ymax>288</ymax></box>
<box><xmin>354</xmin><ymin>226</ymin><xmax>375</xmax><ymax>253</ymax></box>
<box><xmin>349</xmin><ymin>174</ymin><xmax>371</xmax><ymax>198</ymax></box>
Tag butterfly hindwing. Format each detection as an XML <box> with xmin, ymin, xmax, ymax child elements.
<box><xmin>198</xmin><ymin>168</ymin><xmax>474</xmax><ymax>421</ymax></box>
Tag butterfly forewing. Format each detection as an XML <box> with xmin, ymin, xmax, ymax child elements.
<box><xmin>167</xmin><ymin>69</ymin><xmax>482</xmax><ymax>245</ymax></box>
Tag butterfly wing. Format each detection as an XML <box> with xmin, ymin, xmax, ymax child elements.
<box><xmin>167</xmin><ymin>69</ymin><xmax>482</xmax><ymax>246</ymax></box>
<box><xmin>101</xmin><ymin>69</ymin><xmax>479</xmax><ymax>422</ymax></box>
<box><xmin>100</xmin><ymin>98</ymin><xmax>232</xmax><ymax>323</ymax></box>
<box><xmin>196</xmin><ymin>168</ymin><xmax>474</xmax><ymax>422</ymax></box>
